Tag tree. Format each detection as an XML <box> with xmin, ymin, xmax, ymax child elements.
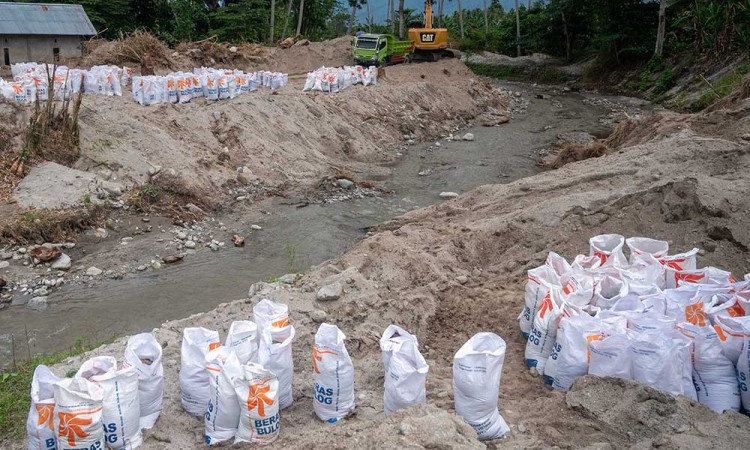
<box><xmin>347</xmin><ymin>0</ymin><xmax>365</xmax><ymax>35</ymax></box>
<box><xmin>483</xmin><ymin>0</ymin><xmax>488</xmax><ymax>33</ymax></box>
<box><xmin>296</xmin><ymin>0</ymin><xmax>305</xmax><ymax>35</ymax></box>
<box><xmin>399</xmin><ymin>0</ymin><xmax>405</xmax><ymax>38</ymax></box>
<box><xmin>514</xmin><ymin>0</ymin><xmax>521</xmax><ymax>56</ymax></box>
<box><xmin>654</xmin><ymin>0</ymin><xmax>667</xmax><ymax>56</ymax></box>
<box><xmin>282</xmin><ymin>0</ymin><xmax>294</xmax><ymax>39</ymax></box>
<box><xmin>457</xmin><ymin>0</ymin><xmax>465</xmax><ymax>38</ymax></box>
<box><xmin>269</xmin><ymin>0</ymin><xmax>276</xmax><ymax>43</ymax></box>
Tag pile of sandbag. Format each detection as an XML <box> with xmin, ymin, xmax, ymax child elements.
<box><xmin>132</xmin><ymin>67</ymin><xmax>287</xmax><ymax>106</ymax></box>
<box><xmin>302</xmin><ymin>65</ymin><xmax>377</xmax><ymax>93</ymax></box>
<box><xmin>26</xmin><ymin>333</ymin><xmax>163</xmax><ymax>450</ymax></box>
<box><xmin>520</xmin><ymin>234</ymin><xmax>750</xmax><ymax>415</ymax></box>
<box><xmin>2</xmin><ymin>62</ymin><xmax>131</xmax><ymax>103</ymax></box>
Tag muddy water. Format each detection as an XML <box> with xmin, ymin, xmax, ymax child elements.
<box><xmin>0</xmin><ymin>84</ymin><xmax>646</xmax><ymax>365</ymax></box>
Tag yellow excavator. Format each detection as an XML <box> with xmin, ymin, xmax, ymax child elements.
<box><xmin>407</xmin><ymin>0</ymin><xmax>457</xmax><ymax>61</ymax></box>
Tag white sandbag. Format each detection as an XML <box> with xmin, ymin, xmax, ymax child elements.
<box><xmin>53</xmin><ymin>376</ymin><xmax>105</xmax><ymax>450</ymax></box>
<box><xmin>678</xmin><ymin>323</ymin><xmax>740</xmax><ymax>413</ymax></box>
<box><xmin>572</xmin><ymin>254</ymin><xmax>602</xmax><ymax>271</ymax></box>
<box><xmin>593</xmin><ymin>275</ymin><xmax>628</xmax><ymax>310</ymax></box>
<box><xmin>180</xmin><ymin>327</ymin><xmax>221</xmax><ymax>415</ymax></box>
<box><xmin>257</xmin><ymin>325</ymin><xmax>296</xmax><ymax>410</ymax></box>
<box><xmin>666</xmin><ymin>289</ymin><xmax>710</xmax><ymax>328</ymax></box>
<box><xmin>27</xmin><ymin>365</ymin><xmax>62</xmax><ymax>450</ymax></box>
<box><xmin>122</xmin><ymin>333</ymin><xmax>164</xmax><ymax>430</ymax></box>
<box><xmin>205</xmin><ymin>347</ymin><xmax>243</xmax><ymax>445</ymax></box>
<box><xmin>631</xmin><ymin>331</ymin><xmax>695</xmax><ymax>399</ymax></box>
<box><xmin>704</xmin><ymin>294</ymin><xmax>746</xmax><ymax>323</ymax></box>
<box><xmin>589</xmin><ymin>234</ymin><xmax>626</xmax><ymax>267</ymax></box>
<box><xmin>525</xmin><ymin>287</ymin><xmax>564</xmax><ymax>373</ymax></box>
<box><xmin>659</xmin><ymin>248</ymin><xmax>699</xmax><ymax>271</ymax></box>
<box><xmin>588</xmin><ymin>332</ymin><xmax>633</xmax><ymax>380</ymax></box>
<box><xmin>619</xmin><ymin>254</ymin><xmax>666</xmax><ymax>290</ymax></box>
<box><xmin>713</xmin><ymin>315</ymin><xmax>750</xmax><ymax>364</ymax></box>
<box><xmin>380</xmin><ymin>325</ymin><xmax>428</xmax><ymax>415</ymax></box>
<box><xmin>737</xmin><ymin>325</ymin><xmax>750</xmax><ymax>415</ymax></box>
<box><xmin>544</xmin><ymin>315</ymin><xmax>602</xmax><ymax>391</ymax></box>
<box><xmin>453</xmin><ymin>333</ymin><xmax>510</xmax><ymax>440</ymax></box>
<box><xmin>225</xmin><ymin>321</ymin><xmax>258</xmax><ymax>365</ymax></box>
<box><xmin>206</xmin><ymin>76</ymin><xmax>219</xmax><ymax>101</ymax></box>
<box><xmin>253</xmin><ymin>298</ymin><xmax>289</xmax><ymax>338</ymax></box>
<box><xmin>312</xmin><ymin>323</ymin><xmax>355</xmax><ymax>422</ymax></box>
<box><xmin>519</xmin><ymin>253</ymin><xmax>570</xmax><ymax>338</ymax></box>
<box><xmin>77</xmin><ymin>356</ymin><xmax>142</xmax><ymax>449</ymax></box>
<box><xmin>165</xmin><ymin>76</ymin><xmax>178</xmax><ymax>104</ymax></box>
<box><xmin>233</xmin><ymin>363</ymin><xmax>280</xmax><ymax>445</ymax></box>
<box><xmin>177</xmin><ymin>76</ymin><xmax>192</xmax><ymax>104</ymax></box>
<box><xmin>218</xmin><ymin>76</ymin><xmax>231</xmax><ymax>99</ymax></box>
<box><xmin>666</xmin><ymin>266</ymin><xmax>735</xmax><ymax>289</ymax></box>
<box><xmin>627</xmin><ymin>311</ymin><xmax>675</xmax><ymax>333</ymax></box>
<box><xmin>626</xmin><ymin>237</ymin><xmax>669</xmax><ymax>264</ymax></box>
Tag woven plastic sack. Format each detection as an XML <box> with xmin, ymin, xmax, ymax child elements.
<box><xmin>205</xmin><ymin>347</ymin><xmax>243</xmax><ymax>445</ymax></box>
<box><xmin>180</xmin><ymin>327</ymin><xmax>221</xmax><ymax>415</ymax></box>
<box><xmin>453</xmin><ymin>333</ymin><xmax>510</xmax><ymax>440</ymax></box>
<box><xmin>225</xmin><ymin>321</ymin><xmax>259</xmax><ymax>365</ymax></box>
<box><xmin>380</xmin><ymin>325</ymin><xmax>429</xmax><ymax>416</ymax></box>
<box><xmin>27</xmin><ymin>365</ymin><xmax>62</xmax><ymax>450</ymax></box>
<box><xmin>233</xmin><ymin>363</ymin><xmax>280</xmax><ymax>445</ymax></box>
<box><xmin>122</xmin><ymin>333</ymin><xmax>164</xmax><ymax>430</ymax></box>
<box><xmin>258</xmin><ymin>325</ymin><xmax>296</xmax><ymax>410</ymax></box>
<box><xmin>53</xmin><ymin>377</ymin><xmax>105</xmax><ymax>450</ymax></box>
<box><xmin>312</xmin><ymin>323</ymin><xmax>355</xmax><ymax>422</ymax></box>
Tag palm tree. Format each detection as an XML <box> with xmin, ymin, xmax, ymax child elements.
<box><xmin>296</xmin><ymin>0</ymin><xmax>304</xmax><ymax>35</ymax></box>
<box><xmin>483</xmin><ymin>0</ymin><xmax>488</xmax><ymax>33</ymax></box>
<box><xmin>654</xmin><ymin>0</ymin><xmax>667</xmax><ymax>56</ymax></box>
<box><xmin>366</xmin><ymin>0</ymin><xmax>371</xmax><ymax>32</ymax></box>
<box><xmin>457</xmin><ymin>0</ymin><xmax>465</xmax><ymax>39</ymax></box>
<box><xmin>515</xmin><ymin>0</ymin><xmax>521</xmax><ymax>56</ymax></box>
<box><xmin>282</xmin><ymin>0</ymin><xmax>294</xmax><ymax>39</ymax></box>
<box><xmin>399</xmin><ymin>0</ymin><xmax>405</xmax><ymax>38</ymax></box>
<box><xmin>269</xmin><ymin>0</ymin><xmax>276</xmax><ymax>43</ymax></box>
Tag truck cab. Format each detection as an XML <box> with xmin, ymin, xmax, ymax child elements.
<box><xmin>353</xmin><ymin>33</ymin><xmax>412</xmax><ymax>66</ymax></box>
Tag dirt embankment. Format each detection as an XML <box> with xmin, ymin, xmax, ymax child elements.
<box><xmin>10</xmin><ymin>83</ymin><xmax>750</xmax><ymax>449</ymax></box>
<box><xmin>70</xmin><ymin>59</ymin><xmax>503</xmax><ymax>207</ymax></box>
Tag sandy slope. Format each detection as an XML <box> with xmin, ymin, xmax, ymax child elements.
<box><xmin>9</xmin><ymin>96</ymin><xmax>750</xmax><ymax>449</ymax></box>
<box><xmin>70</xmin><ymin>59</ymin><xmax>505</xmax><ymax>206</ymax></box>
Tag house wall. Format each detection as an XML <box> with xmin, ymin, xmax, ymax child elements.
<box><xmin>1</xmin><ymin>35</ymin><xmax>84</xmax><ymax>65</ymax></box>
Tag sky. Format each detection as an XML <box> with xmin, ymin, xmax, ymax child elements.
<box><xmin>355</xmin><ymin>0</ymin><xmax>523</xmax><ymax>22</ymax></box>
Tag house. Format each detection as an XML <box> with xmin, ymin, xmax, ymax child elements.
<box><xmin>0</xmin><ymin>2</ymin><xmax>96</xmax><ymax>66</ymax></box>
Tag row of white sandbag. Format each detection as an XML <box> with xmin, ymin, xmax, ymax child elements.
<box><xmin>132</xmin><ymin>69</ymin><xmax>287</xmax><ymax>106</ymax></box>
<box><xmin>302</xmin><ymin>65</ymin><xmax>377</xmax><ymax>93</ymax></box>
<box><xmin>4</xmin><ymin>63</ymin><xmax>133</xmax><ymax>103</ymax></box>
<box><xmin>27</xmin><ymin>333</ymin><xmax>163</xmax><ymax>450</ymax></box>
<box><xmin>519</xmin><ymin>235</ymin><xmax>743</xmax><ymax>338</ymax></box>
<box><xmin>182</xmin><ymin>298</ymin><xmax>512</xmax><ymax>444</ymax></box>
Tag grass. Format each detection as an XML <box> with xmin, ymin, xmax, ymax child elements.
<box><xmin>692</xmin><ymin>64</ymin><xmax>750</xmax><ymax>111</ymax></box>
<box><xmin>0</xmin><ymin>206</ymin><xmax>103</xmax><ymax>245</ymax></box>
<box><xmin>544</xmin><ymin>142</ymin><xmax>613</xmax><ymax>169</ymax></box>
<box><xmin>467</xmin><ymin>62</ymin><xmax>569</xmax><ymax>84</ymax></box>
<box><xmin>0</xmin><ymin>337</ymin><xmax>102</xmax><ymax>440</ymax></box>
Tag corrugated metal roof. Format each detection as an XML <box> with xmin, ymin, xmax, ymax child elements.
<box><xmin>0</xmin><ymin>2</ymin><xmax>96</xmax><ymax>36</ymax></box>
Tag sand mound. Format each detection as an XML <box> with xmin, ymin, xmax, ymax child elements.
<box><xmin>70</xmin><ymin>59</ymin><xmax>503</xmax><ymax>205</ymax></box>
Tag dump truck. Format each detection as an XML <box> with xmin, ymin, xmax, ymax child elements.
<box><xmin>352</xmin><ymin>33</ymin><xmax>414</xmax><ymax>66</ymax></box>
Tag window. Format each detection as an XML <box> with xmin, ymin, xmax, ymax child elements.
<box><xmin>3</xmin><ymin>48</ymin><xmax>9</xmax><ymax>66</ymax></box>
<box><xmin>378</xmin><ymin>41</ymin><xmax>386</xmax><ymax>50</ymax></box>
<box><xmin>53</xmin><ymin>47</ymin><xmax>60</xmax><ymax>63</ymax></box>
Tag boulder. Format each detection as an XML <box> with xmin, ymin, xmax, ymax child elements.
<box><xmin>317</xmin><ymin>282</ymin><xmax>343</xmax><ymax>301</ymax></box>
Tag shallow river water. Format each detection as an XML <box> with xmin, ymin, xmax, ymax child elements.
<box><xmin>0</xmin><ymin>82</ymin><xmax>648</xmax><ymax>366</ymax></box>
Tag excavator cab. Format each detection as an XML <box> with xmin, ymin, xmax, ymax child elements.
<box><xmin>407</xmin><ymin>0</ymin><xmax>455</xmax><ymax>61</ymax></box>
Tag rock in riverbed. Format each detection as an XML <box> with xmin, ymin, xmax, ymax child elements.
<box><xmin>51</xmin><ymin>253</ymin><xmax>72</xmax><ymax>270</ymax></box>
<box><xmin>27</xmin><ymin>296</ymin><xmax>48</xmax><ymax>311</ymax></box>
<box><xmin>439</xmin><ymin>192</ymin><xmax>459</xmax><ymax>199</ymax></box>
